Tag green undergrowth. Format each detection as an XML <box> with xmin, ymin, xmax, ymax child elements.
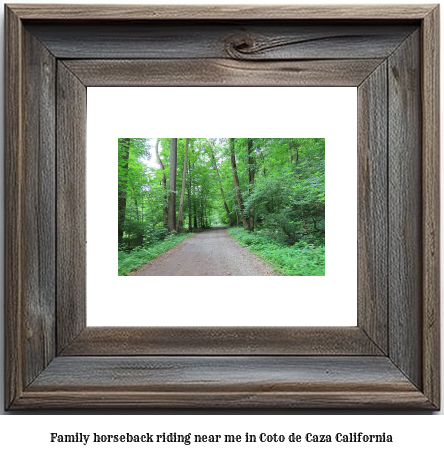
<box><xmin>118</xmin><ymin>232</ymin><xmax>194</xmax><ymax>276</ymax></box>
<box><xmin>228</xmin><ymin>227</ymin><xmax>325</xmax><ymax>276</ymax></box>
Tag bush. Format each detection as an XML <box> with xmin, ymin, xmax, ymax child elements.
<box><xmin>228</xmin><ymin>227</ymin><xmax>324</xmax><ymax>276</ymax></box>
<box><xmin>118</xmin><ymin>232</ymin><xmax>194</xmax><ymax>275</ymax></box>
<box><xmin>121</xmin><ymin>219</ymin><xmax>146</xmax><ymax>250</ymax></box>
<box><xmin>143</xmin><ymin>225</ymin><xmax>169</xmax><ymax>246</ymax></box>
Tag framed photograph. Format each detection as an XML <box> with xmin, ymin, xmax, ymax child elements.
<box><xmin>89</xmin><ymin>89</ymin><xmax>354</xmax><ymax>328</ymax></box>
<box><xmin>5</xmin><ymin>4</ymin><xmax>440</xmax><ymax>409</ymax></box>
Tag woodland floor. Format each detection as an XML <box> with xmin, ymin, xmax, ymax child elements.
<box><xmin>130</xmin><ymin>226</ymin><xmax>275</xmax><ymax>276</ymax></box>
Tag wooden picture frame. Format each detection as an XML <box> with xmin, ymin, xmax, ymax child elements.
<box><xmin>5</xmin><ymin>4</ymin><xmax>440</xmax><ymax>409</ymax></box>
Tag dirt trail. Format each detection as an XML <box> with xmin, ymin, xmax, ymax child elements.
<box><xmin>131</xmin><ymin>226</ymin><xmax>274</xmax><ymax>276</ymax></box>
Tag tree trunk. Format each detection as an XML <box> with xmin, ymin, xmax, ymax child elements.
<box><xmin>229</xmin><ymin>138</ymin><xmax>249</xmax><ymax>230</ymax></box>
<box><xmin>187</xmin><ymin>158</ymin><xmax>192</xmax><ymax>230</ymax></box>
<box><xmin>210</xmin><ymin>147</ymin><xmax>233</xmax><ymax>226</ymax></box>
<box><xmin>200</xmin><ymin>200</ymin><xmax>204</xmax><ymax>228</ymax></box>
<box><xmin>247</xmin><ymin>138</ymin><xmax>255</xmax><ymax>231</ymax></box>
<box><xmin>167</xmin><ymin>138</ymin><xmax>177</xmax><ymax>232</ymax></box>
<box><xmin>176</xmin><ymin>139</ymin><xmax>189</xmax><ymax>231</ymax></box>
<box><xmin>155</xmin><ymin>139</ymin><xmax>168</xmax><ymax>226</ymax></box>
<box><xmin>290</xmin><ymin>140</ymin><xmax>299</xmax><ymax>172</ymax></box>
<box><xmin>118</xmin><ymin>138</ymin><xmax>130</xmax><ymax>244</ymax></box>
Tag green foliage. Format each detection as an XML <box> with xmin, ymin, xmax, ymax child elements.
<box><xmin>118</xmin><ymin>138</ymin><xmax>153</xmax><ymax>249</ymax></box>
<box><xmin>241</xmin><ymin>138</ymin><xmax>325</xmax><ymax>245</ymax></box>
<box><xmin>118</xmin><ymin>137</ymin><xmax>325</xmax><ymax>276</ymax></box>
<box><xmin>228</xmin><ymin>227</ymin><xmax>324</xmax><ymax>276</ymax></box>
<box><xmin>118</xmin><ymin>232</ymin><xmax>194</xmax><ymax>276</ymax></box>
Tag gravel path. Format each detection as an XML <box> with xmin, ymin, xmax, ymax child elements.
<box><xmin>131</xmin><ymin>226</ymin><xmax>274</xmax><ymax>276</ymax></box>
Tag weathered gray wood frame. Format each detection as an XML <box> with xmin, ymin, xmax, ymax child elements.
<box><xmin>4</xmin><ymin>4</ymin><xmax>440</xmax><ymax>409</ymax></box>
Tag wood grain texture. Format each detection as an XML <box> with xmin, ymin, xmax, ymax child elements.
<box><xmin>64</xmin><ymin>59</ymin><xmax>383</xmax><ymax>87</ymax></box>
<box><xmin>5</xmin><ymin>9</ymin><xmax>58</xmax><ymax>409</ymax></box>
<box><xmin>357</xmin><ymin>62</ymin><xmax>388</xmax><ymax>354</ymax></box>
<box><xmin>27</xmin><ymin>22</ymin><xmax>416</xmax><ymax>60</ymax></box>
<box><xmin>61</xmin><ymin>327</ymin><xmax>382</xmax><ymax>356</ymax></box>
<box><xmin>14</xmin><ymin>356</ymin><xmax>433</xmax><ymax>409</ymax></box>
<box><xmin>56</xmin><ymin>62</ymin><xmax>87</xmax><ymax>353</ymax></box>
<box><xmin>421</xmin><ymin>6</ymin><xmax>441</xmax><ymax>409</ymax></box>
<box><xmin>388</xmin><ymin>31</ymin><xmax>422</xmax><ymax>389</ymax></box>
<box><xmin>21</xmin><ymin>28</ymin><xmax>57</xmax><ymax>387</ymax></box>
<box><xmin>4</xmin><ymin>5</ymin><xmax>24</xmax><ymax>411</ymax></box>
<box><xmin>15</xmin><ymin>390</ymin><xmax>434</xmax><ymax>410</ymax></box>
<box><xmin>28</xmin><ymin>356</ymin><xmax>418</xmax><ymax>391</ymax></box>
<box><xmin>7</xmin><ymin>4</ymin><xmax>435</xmax><ymax>20</ymax></box>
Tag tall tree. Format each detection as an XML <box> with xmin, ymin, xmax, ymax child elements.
<box><xmin>154</xmin><ymin>138</ymin><xmax>168</xmax><ymax>226</ymax></box>
<box><xmin>289</xmin><ymin>139</ymin><xmax>299</xmax><ymax>172</ymax></box>
<box><xmin>167</xmin><ymin>138</ymin><xmax>178</xmax><ymax>232</ymax></box>
<box><xmin>229</xmin><ymin>138</ymin><xmax>249</xmax><ymax>230</ymax></box>
<box><xmin>208</xmin><ymin>141</ymin><xmax>233</xmax><ymax>226</ymax></box>
<box><xmin>187</xmin><ymin>157</ymin><xmax>193</xmax><ymax>230</ymax></box>
<box><xmin>176</xmin><ymin>138</ymin><xmax>189</xmax><ymax>231</ymax></box>
<box><xmin>247</xmin><ymin>138</ymin><xmax>255</xmax><ymax>230</ymax></box>
<box><xmin>118</xmin><ymin>138</ymin><xmax>131</xmax><ymax>244</ymax></box>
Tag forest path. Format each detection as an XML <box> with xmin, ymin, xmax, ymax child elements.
<box><xmin>131</xmin><ymin>226</ymin><xmax>275</xmax><ymax>276</ymax></box>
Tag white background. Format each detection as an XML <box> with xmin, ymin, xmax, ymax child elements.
<box><xmin>87</xmin><ymin>87</ymin><xmax>357</xmax><ymax>326</ymax></box>
<box><xmin>0</xmin><ymin>0</ymin><xmax>442</xmax><ymax>452</ymax></box>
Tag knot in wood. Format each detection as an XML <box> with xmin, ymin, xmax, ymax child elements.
<box><xmin>224</xmin><ymin>34</ymin><xmax>255</xmax><ymax>59</ymax></box>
